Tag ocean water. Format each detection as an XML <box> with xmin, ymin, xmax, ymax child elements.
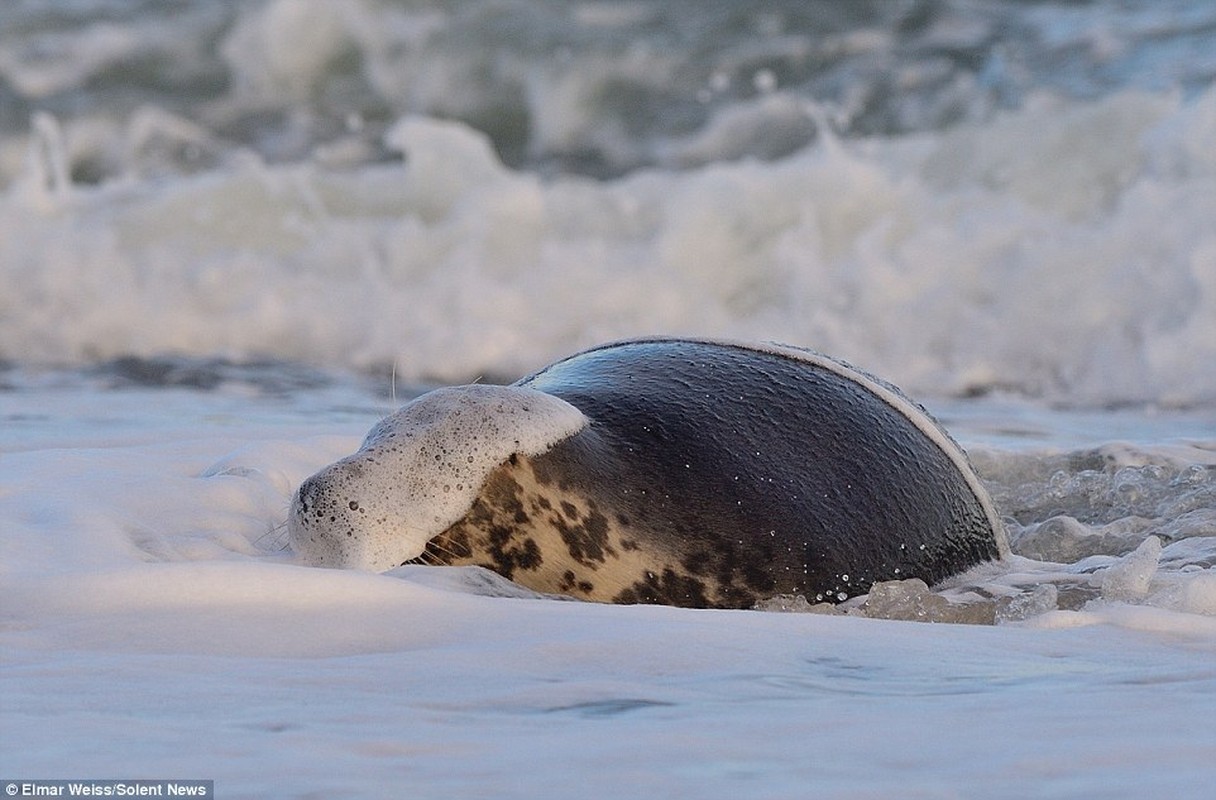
<box><xmin>2</xmin><ymin>1</ymin><xmax>1215</xmax><ymax>797</ymax></box>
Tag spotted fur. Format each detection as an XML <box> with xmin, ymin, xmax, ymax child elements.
<box><xmin>412</xmin><ymin>453</ymin><xmax>727</xmax><ymax>606</ymax></box>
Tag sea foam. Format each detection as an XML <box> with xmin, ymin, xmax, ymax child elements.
<box><xmin>3</xmin><ymin>87</ymin><xmax>1214</xmax><ymax>407</ymax></box>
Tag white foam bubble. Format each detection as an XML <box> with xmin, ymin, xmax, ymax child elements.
<box><xmin>220</xmin><ymin>0</ymin><xmax>355</xmax><ymax>104</ymax></box>
<box><xmin>1101</xmin><ymin>535</ymin><xmax>1163</xmax><ymax>601</ymax></box>
<box><xmin>1175</xmin><ymin>573</ymin><xmax>1216</xmax><ymax>616</ymax></box>
<box><xmin>289</xmin><ymin>384</ymin><xmax>587</xmax><ymax>571</ymax></box>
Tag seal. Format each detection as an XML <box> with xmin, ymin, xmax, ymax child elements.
<box><xmin>289</xmin><ymin>337</ymin><xmax>1007</xmax><ymax>609</ymax></box>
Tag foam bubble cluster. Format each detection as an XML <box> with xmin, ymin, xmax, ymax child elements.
<box><xmin>977</xmin><ymin>444</ymin><xmax>1216</xmax><ymax>564</ymax></box>
<box><xmin>288</xmin><ymin>385</ymin><xmax>586</xmax><ymax>571</ymax></box>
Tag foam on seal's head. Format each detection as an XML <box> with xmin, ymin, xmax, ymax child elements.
<box><xmin>288</xmin><ymin>384</ymin><xmax>587</xmax><ymax>572</ymax></box>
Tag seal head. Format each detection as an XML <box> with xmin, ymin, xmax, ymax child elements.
<box><xmin>288</xmin><ymin>384</ymin><xmax>586</xmax><ymax>571</ymax></box>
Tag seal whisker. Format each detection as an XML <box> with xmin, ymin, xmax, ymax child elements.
<box><xmin>426</xmin><ymin>537</ymin><xmax>464</xmax><ymax>561</ymax></box>
<box><xmin>402</xmin><ymin>537</ymin><xmax>463</xmax><ymax>567</ymax></box>
<box><xmin>403</xmin><ymin>548</ymin><xmax>441</xmax><ymax>567</ymax></box>
<box><xmin>254</xmin><ymin>518</ymin><xmax>292</xmax><ymax>553</ymax></box>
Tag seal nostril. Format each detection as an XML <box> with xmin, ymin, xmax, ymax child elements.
<box><xmin>295</xmin><ymin>477</ymin><xmax>319</xmax><ymax>509</ymax></box>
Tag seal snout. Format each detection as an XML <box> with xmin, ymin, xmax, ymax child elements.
<box><xmin>287</xmin><ymin>464</ymin><xmax>379</xmax><ymax>570</ymax></box>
